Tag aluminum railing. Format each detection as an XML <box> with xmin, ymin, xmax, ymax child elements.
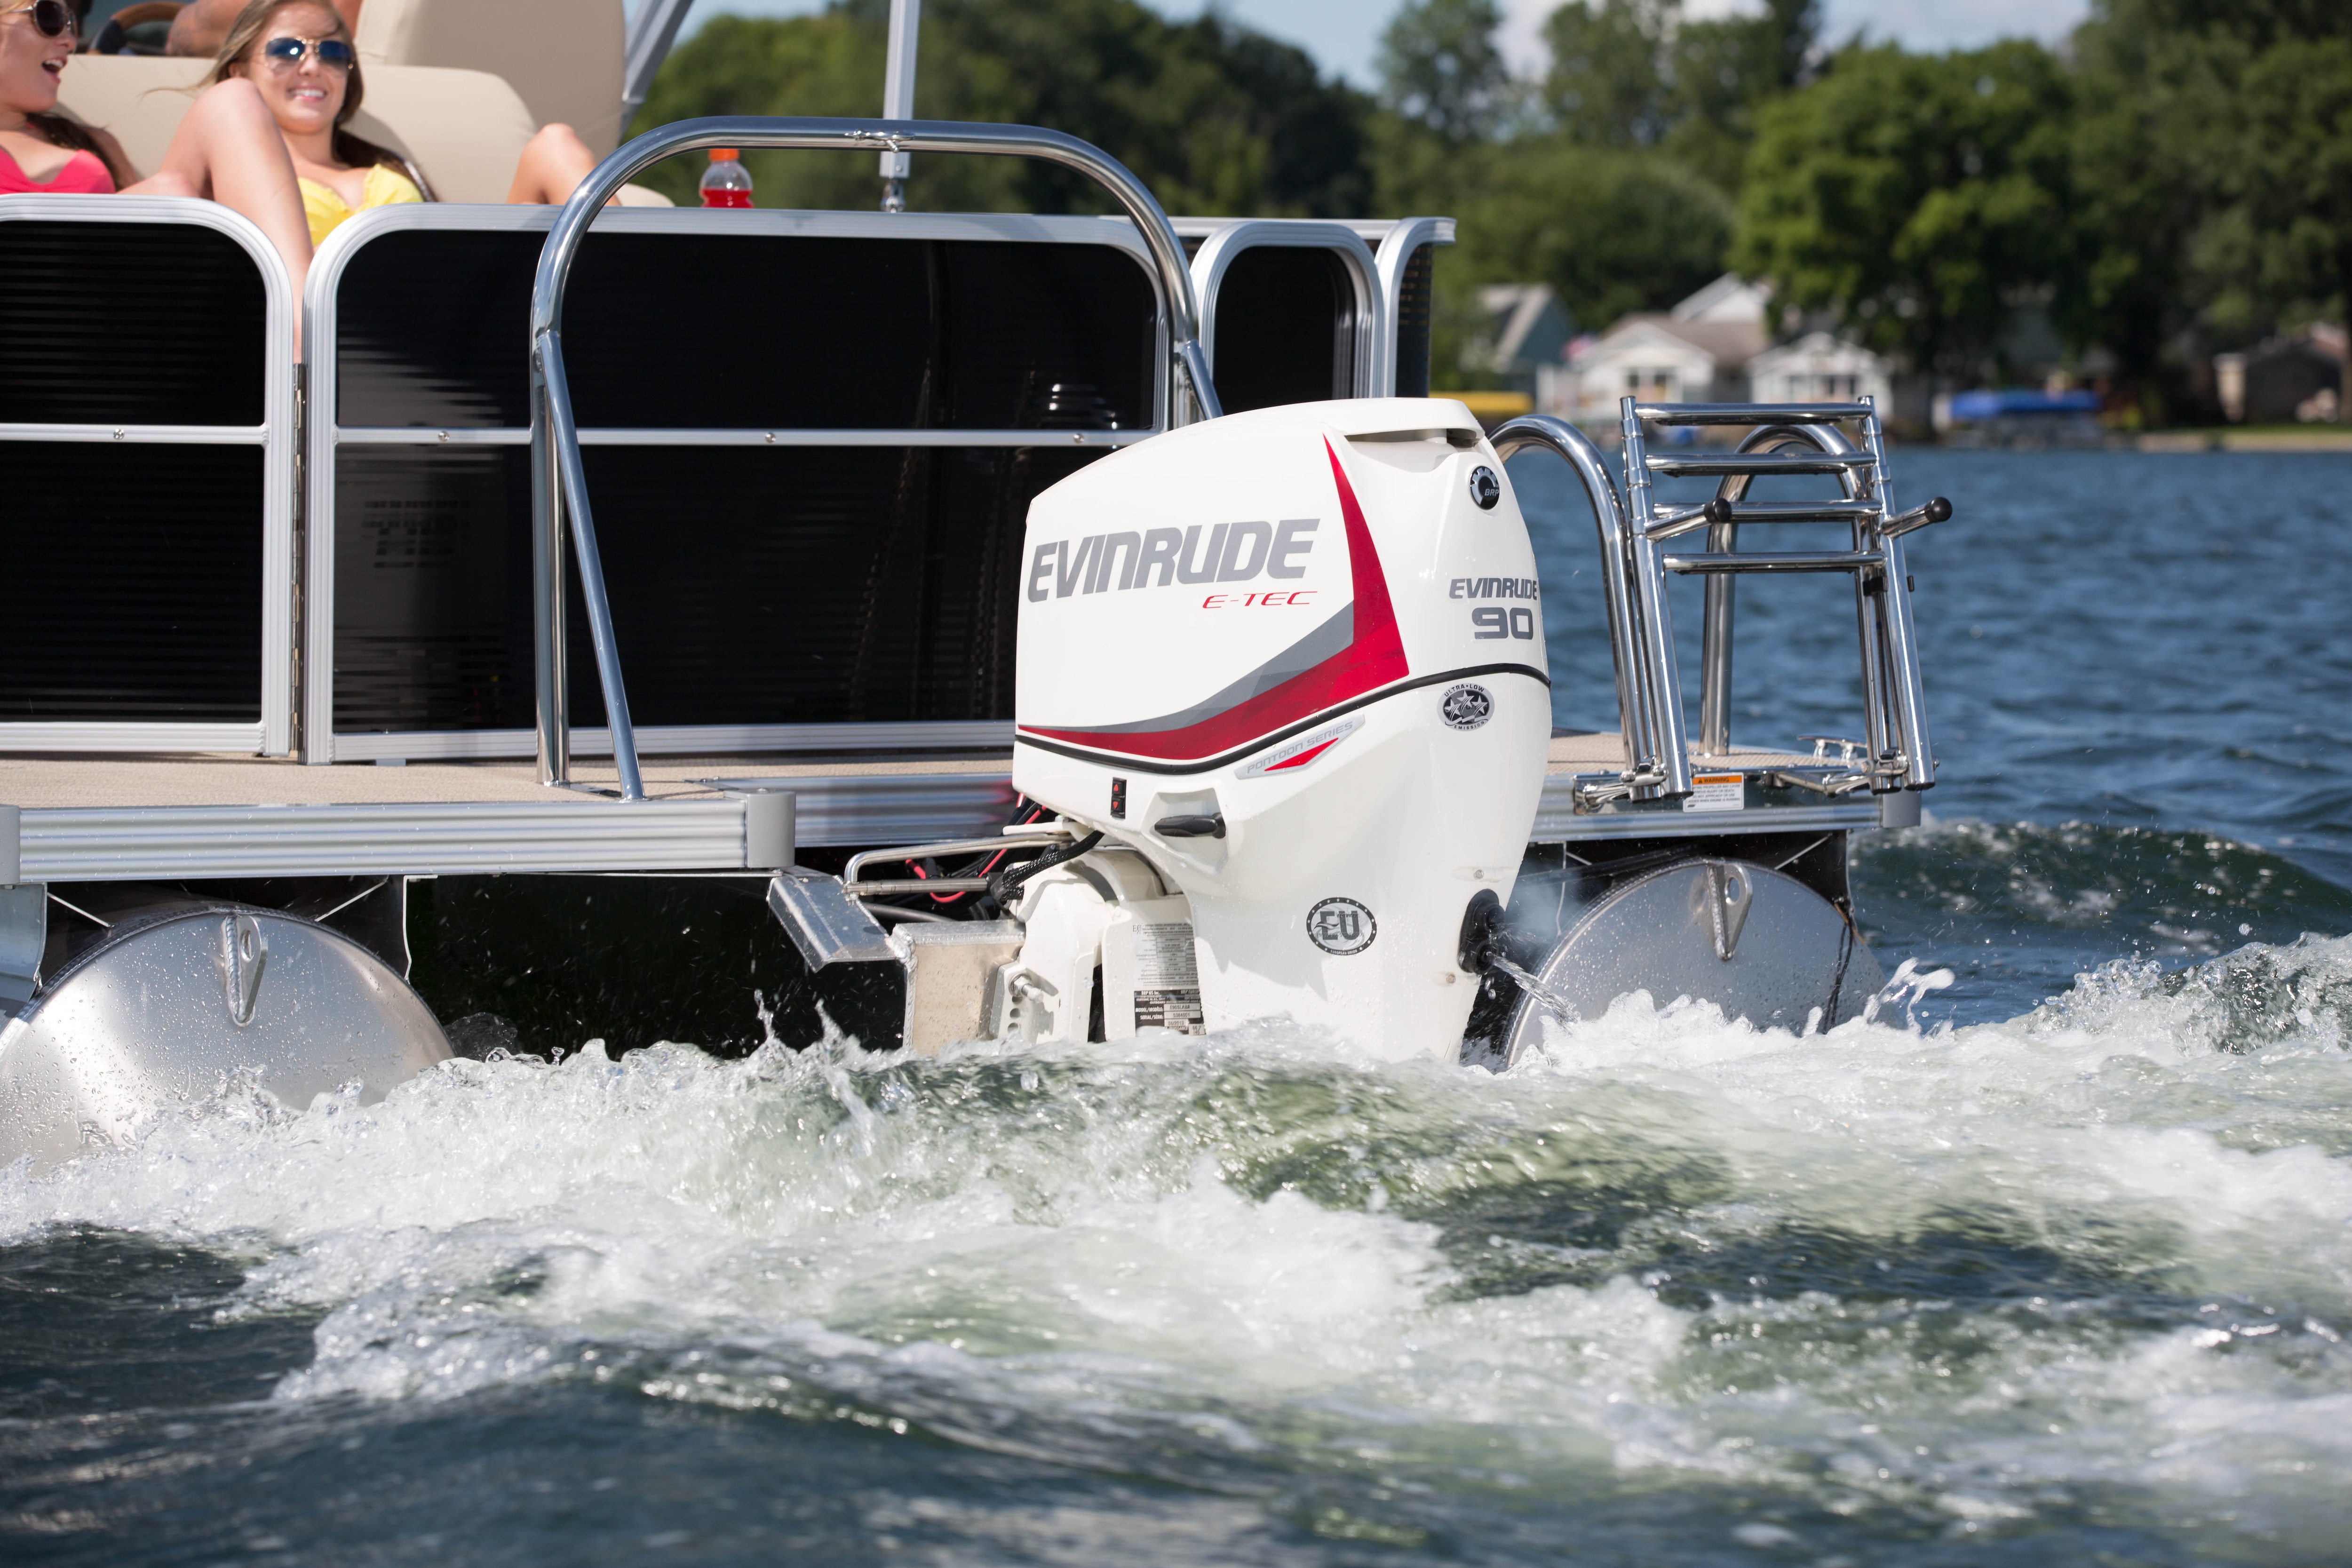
<box><xmin>1492</xmin><ymin>415</ymin><xmax>1692</xmax><ymax>799</ymax></box>
<box><xmin>526</xmin><ymin>116</ymin><xmax>1222</xmax><ymax>799</ymax></box>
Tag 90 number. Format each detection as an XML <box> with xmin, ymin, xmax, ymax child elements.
<box><xmin>1471</xmin><ymin>607</ymin><xmax>1537</xmax><ymax>640</ymax></box>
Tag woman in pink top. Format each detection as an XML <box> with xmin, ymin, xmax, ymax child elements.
<box><xmin>0</xmin><ymin>0</ymin><xmax>318</xmax><ymax>329</ymax></box>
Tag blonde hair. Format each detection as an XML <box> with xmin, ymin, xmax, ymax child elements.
<box><xmin>203</xmin><ymin>0</ymin><xmax>401</xmax><ymax>173</ymax></box>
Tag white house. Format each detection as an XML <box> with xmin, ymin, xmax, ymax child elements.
<box><xmin>1747</xmin><ymin>331</ymin><xmax>1893</xmax><ymax>406</ymax></box>
<box><xmin>1543</xmin><ymin>275</ymin><xmax>1891</xmax><ymax>423</ymax></box>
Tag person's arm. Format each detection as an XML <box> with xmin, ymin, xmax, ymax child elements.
<box><xmin>507</xmin><ymin>123</ymin><xmax>599</xmax><ymax>206</ymax></box>
<box><xmin>334</xmin><ymin>0</ymin><xmax>362</xmax><ymax>32</ymax></box>
<box><xmin>125</xmin><ymin>79</ymin><xmax>315</xmax><ymax>352</ymax></box>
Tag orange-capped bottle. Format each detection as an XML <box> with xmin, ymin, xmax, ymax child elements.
<box><xmin>699</xmin><ymin>149</ymin><xmax>753</xmax><ymax>209</ymax></box>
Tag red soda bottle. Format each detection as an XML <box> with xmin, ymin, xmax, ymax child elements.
<box><xmin>699</xmin><ymin>149</ymin><xmax>753</xmax><ymax>209</ymax></box>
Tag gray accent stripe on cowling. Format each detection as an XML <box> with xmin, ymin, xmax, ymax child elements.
<box><xmin>1040</xmin><ymin>605</ymin><xmax>1356</xmax><ymax>736</ymax></box>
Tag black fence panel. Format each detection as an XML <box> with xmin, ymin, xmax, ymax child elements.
<box><xmin>331</xmin><ymin>228</ymin><xmax>1157</xmax><ymax>431</ymax></box>
<box><xmin>331</xmin><ymin>443</ymin><xmax>1100</xmax><ymax>734</ymax></box>
<box><xmin>1</xmin><ymin>444</ymin><xmax>263</xmax><ymax>721</ymax></box>
<box><xmin>1209</xmin><ymin>247</ymin><xmax>1357</xmax><ymax>414</ymax></box>
<box><xmin>0</xmin><ymin>219</ymin><xmax>267</xmax><ymax>427</ymax></box>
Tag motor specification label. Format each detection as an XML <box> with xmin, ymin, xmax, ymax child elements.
<box><xmin>1132</xmin><ymin>922</ymin><xmax>1203</xmax><ymax>1033</ymax></box>
<box><xmin>1682</xmin><ymin>773</ymin><xmax>1746</xmax><ymax>812</ymax></box>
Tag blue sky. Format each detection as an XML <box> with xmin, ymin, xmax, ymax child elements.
<box><xmin>665</xmin><ymin>0</ymin><xmax>2095</xmax><ymax>89</ymax></box>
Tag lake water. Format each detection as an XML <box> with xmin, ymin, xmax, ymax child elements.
<box><xmin>5</xmin><ymin>449</ymin><xmax>2351</xmax><ymax>1565</ymax></box>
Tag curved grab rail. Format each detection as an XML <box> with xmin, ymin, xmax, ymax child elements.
<box><xmin>527</xmin><ymin>116</ymin><xmax>1222</xmax><ymax>796</ymax></box>
<box><xmin>1492</xmin><ymin>414</ymin><xmax>1687</xmax><ymax>795</ymax></box>
<box><xmin>1679</xmin><ymin>410</ymin><xmax>1932</xmax><ymax>793</ymax></box>
<box><xmin>1694</xmin><ymin>421</ymin><xmax>1864</xmax><ymax>760</ymax></box>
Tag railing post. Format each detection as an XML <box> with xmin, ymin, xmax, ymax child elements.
<box><xmin>878</xmin><ymin>0</ymin><xmax>920</xmax><ymax>212</ymax></box>
<box><xmin>1860</xmin><ymin>398</ymin><xmax>1935</xmax><ymax>790</ymax></box>
<box><xmin>1697</xmin><ymin>512</ymin><xmax>1736</xmax><ymax>758</ymax></box>
<box><xmin>1617</xmin><ymin>398</ymin><xmax>1693</xmax><ymax>798</ymax></box>
<box><xmin>529</xmin><ymin>344</ymin><xmax>567</xmax><ymax>786</ymax></box>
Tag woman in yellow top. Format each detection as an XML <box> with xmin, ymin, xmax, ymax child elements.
<box><xmin>200</xmin><ymin>0</ymin><xmax>600</xmax><ymax>246</ymax></box>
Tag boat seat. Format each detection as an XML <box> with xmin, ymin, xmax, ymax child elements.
<box><xmin>356</xmin><ymin>0</ymin><xmax>630</xmax><ymax>159</ymax></box>
<box><xmin>51</xmin><ymin>54</ymin><xmax>669</xmax><ymax>207</ymax></box>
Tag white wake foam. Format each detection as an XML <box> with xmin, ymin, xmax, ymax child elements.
<box><xmin>4</xmin><ymin>937</ymin><xmax>2349</xmax><ymax>1548</ymax></box>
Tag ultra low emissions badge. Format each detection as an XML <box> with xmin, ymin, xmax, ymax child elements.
<box><xmin>1306</xmin><ymin>896</ymin><xmax>1376</xmax><ymax>956</ymax></box>
<box><xmin>1468</xmin><ymin>466</ymin><xmax>1501</xmax><ymax>510</ymax></box>
<box><xmin>1440</xmin><ymin>683</ymin><xmax>1493</xmax><ymax>731</ymax></box>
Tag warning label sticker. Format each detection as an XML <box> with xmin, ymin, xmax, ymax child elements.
<box><xmin>1682</xmin><ymin>773</ymin><xmax>1746</xmax><ymax>812</ymax></box>
<box><xmin>1133</xmin><ymin>923</ymin><xmax>1203</xmax><ymax>1034</ymax></box>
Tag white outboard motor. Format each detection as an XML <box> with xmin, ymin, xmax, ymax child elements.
<box><xmin>1009</xmin><ymin>398</ymin><xmax>1550</xmax><ymax>1061</ymax></box>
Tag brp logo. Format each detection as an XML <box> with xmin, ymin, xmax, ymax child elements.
<box><xmin>1468</xmin><ymin>466</ymin><xmax>1501</xmax><ymax>510</ymax></box>
<box><xmin>1306</xmin><ymin>896</ymin><xmax>1377</xmax><ymax>955</ymax></box>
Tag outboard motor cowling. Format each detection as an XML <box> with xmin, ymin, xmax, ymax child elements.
<box><xmin>1013</xmin><ymin>399</ymin><xmax>1550</xmax><ymax>1060</ymax></box>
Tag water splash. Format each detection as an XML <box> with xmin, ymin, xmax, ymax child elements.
<box><xmin>5</xmin><ymin>936</ymin><xmax>2352</xmax><ymax>1560</ymax></box>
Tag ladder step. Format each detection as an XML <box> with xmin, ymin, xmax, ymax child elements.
<box><xmin>1698</xmin><ymin>499</ymin><xmax>1882</xmax><ymax>523</ymax></box>
<box><xmin>1631</xmin><ymin>402</ymin><xmax>1869</xmax><ymax>426</ymax></box>
<box><xmin>1661</xmin><ymin>549</ymin><xmax>1881</xmax><ymax>575</ymax></box>
<box><xmin>1646</xmin><ymin>450</ymin><xmax>1875</xmax><ymax>477</ymax></box>
<box><xmin>1648</xmin><ymin>498</ymin><xmax>1881</xmax><ymax>538</ymax></box>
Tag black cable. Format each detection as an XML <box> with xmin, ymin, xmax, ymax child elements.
<box><xmin>986</xmin><ymin>830</ymin><xmax>1104</xmax><ymax>908</ymax></box>
<box><xmin>1825</xmin><ymin>910</ymin><xmax>1857</xmax><ymax>1029</ymax></box>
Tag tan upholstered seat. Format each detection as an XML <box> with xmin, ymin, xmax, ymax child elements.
<box><xmin>355</xmin><ymin>0</ymin><xmax>630</xmax><ymax>159</ymax></box>
<box><xmin>52</xmin><ymin>36</ymin><xmax>669</xmax><ymax>207</ymax></box>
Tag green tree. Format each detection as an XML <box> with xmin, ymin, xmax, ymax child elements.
<box><xmin>1543</xmin><ymin>0</ymin><xmax>1672</xmax><ymax>148</ymax></box>
<box><xmin>1448</xmin><ymin>137</ymin><xmax>1735</xmax><ymax>332</ymax></box>
<box><xmin>1376</xmin><ymin>0</ymin><xmax>1511</xmax><ymax>143</ymax></box>
<box><xmin>2065</xmin><ymin>0</ymin><xmax>2352</xmax><ymax>414</ymax></box>
<box><xmin>2224</xmin><ymin>40</ymin><xmax>2352</xmax><ymax>342</ymax></box>
<box><xmin>1733</xmin><ymin>41</ymin><xmax>2077</xmax><ymax>376</ymax></box>
<box><xmin>1543</xmin><ymin>0</ymin><xmax>1820</xmax><ymax>191</ymax></box>
<box><xmin>1372</xmin><ymin>0</ymin><xmax>1738</xmax><ymax>384</ymax></box>
<box><xmin>2059</xmin><ymin>5</ymin><xmax>2209</xmax><ymax>411</ymax></box>
<box><xmin>629</xmin><ymin>0</ymin><xmax>1372</xmax><ymax>218</ymax></box>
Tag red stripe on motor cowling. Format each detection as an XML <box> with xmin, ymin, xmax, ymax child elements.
<box><xmin>1021</xmin><ymin>438</ymin><xmax>1410</xmax><ymax>763</ymax></box>
<box><xmin>1263</xmin><ymin>736</ymin><xmax>1339</xmax><ymax>772</ymax></box>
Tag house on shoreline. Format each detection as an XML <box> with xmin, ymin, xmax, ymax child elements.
<box><xmin>1543</xmin><ymin>276</ymin><xmax>1892</xmax><ymax>423</ymax></box>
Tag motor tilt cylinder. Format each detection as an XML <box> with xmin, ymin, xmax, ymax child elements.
<box><xmin>1012</xmin><ymin>399</ymin><xmax>1551</xmax><ymax>1060</ymax></box>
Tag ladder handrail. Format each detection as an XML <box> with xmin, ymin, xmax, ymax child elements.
<box><xmin>526</xmin><ymin>116</ymin><xmax>1221</xmax><ymax>797</ymax></box>
<box><xmin>1490</xmin><ymin>415</ymin><xmax>1669</xmax><ymax>789</ymax></box>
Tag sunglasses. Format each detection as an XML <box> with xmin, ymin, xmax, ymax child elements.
<box><xmin>5</xmin><ymin>0</ymin><xmax>76</xmax><ymax>39</ymax></box>
<box><xmin>258</xmin><ymin>34</ymin><xmax>355</xmax><ymax>69</ymax></box>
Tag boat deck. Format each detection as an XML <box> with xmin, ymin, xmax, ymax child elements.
<box><xmin>0</xmin><ymin>753</ymin><xmax>1008</xmax><ymax>809</ymax></box>
<box><xmin>0</xmin><ymin>737</ymin><xmax>1878</xmax><ymax>882</ymax></box>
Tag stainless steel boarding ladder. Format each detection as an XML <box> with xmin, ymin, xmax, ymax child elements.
<box><xmin>1626</xmin><ymin>396</ymin><xmax>1945</xmax><ymax>797</ymax></box>
<box><xmin>526</xmin><ymin>117</ymin><xmax>1223</xmax><ymax>800</ymax></box>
